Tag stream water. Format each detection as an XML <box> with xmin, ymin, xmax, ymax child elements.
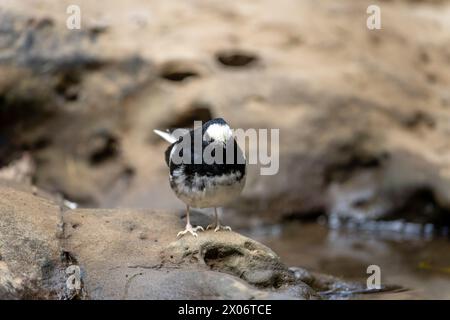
<box><xmin>243</xmin><ymin>222</ymin><xmax>450</xmax><ymax>299</ymax></box>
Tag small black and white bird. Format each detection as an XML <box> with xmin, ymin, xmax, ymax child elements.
<box><xmin>154</xmin><ymin>118</ymin><xmax>246</xmax><ymax>238</ymax></box>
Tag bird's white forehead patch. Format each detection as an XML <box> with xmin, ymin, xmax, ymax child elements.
<box><xmin>204</xmin><ymin>123</ymin><xmax>233</xmax><ymax>142</ymax></box>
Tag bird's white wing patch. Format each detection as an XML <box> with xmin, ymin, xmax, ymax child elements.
<box><xmin>154</xmin><ymin>129</ymin><xmax>177</xmax><ymax>144</ymax></box>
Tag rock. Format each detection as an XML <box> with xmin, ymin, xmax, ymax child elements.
<box><xmin>118</xmin><ymin>270</ymin><xmax>312</xmax><ymax>300</ymax></box>
<box><xmin>0</xmin><ymin>262</ymin><xmax>21</xmax><ymax>299</ymax></box>
<box><xmin>0</xmin><ymin>183</ymin><xmax>372</xmax><ymax>299</ymax></box>
<box><xmin>62</xmin><ymin>208</ymin><xmax>317</xmax><ymax>299</ymax></box>
<box><xmin>0</xmin><ymin>184</ymin><xmax>65</xmax><ymax>299</ymax></box>
<box><xmin>163</xmin><ymin>231</ymin><xmax>295</xmax><ymax>288</ymax></box>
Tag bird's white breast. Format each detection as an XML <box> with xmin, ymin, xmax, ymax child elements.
<box><xmin>170</xmin><ymin>168</ymin><xmax>245</xmax><ymax>208</ymax></box>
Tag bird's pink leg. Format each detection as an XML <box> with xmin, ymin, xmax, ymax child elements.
<box><xmin>207</xmin><ymin>207</ymin><xmax>232</xmax><ymax>232</ymax></box>
<box><xmin>177</xmin><ymin>205</ymin><xmax>204</xmax><ymax>238</ymax></box>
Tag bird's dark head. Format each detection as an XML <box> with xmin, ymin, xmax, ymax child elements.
<box><xmin>203</xmin><ymin>118</ymin><xmax>233</xmax><ymax>143</ymax></box>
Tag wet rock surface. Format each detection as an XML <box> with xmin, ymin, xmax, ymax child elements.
<box><xmin>1</xmin><ymin>182</ymin><xmax>359</xmax><ymax>299</ymax></box>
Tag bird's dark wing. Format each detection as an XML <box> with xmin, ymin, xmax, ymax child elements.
<box><xmin>164</xmin><ymin>128</ymin><xmax>196</xmax><ymax>167</ymax></box>
<box><xmin>164</xmin><ymin>143</ymin><xmax>175</xmax><ymax>167</ymax></box>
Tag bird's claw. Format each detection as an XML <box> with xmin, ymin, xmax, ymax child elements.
<box><xmin>215</xmin><ymin>225</ymin><xmax>232</xmax><ymax>232</ymax></box>
<box><xmin>207</xmin><ymin>224</ymin><xmax>232</xmax><ymax>232</ymax></box>
<box><xmin>177</xmin><ymin>224</ymin><xmax>204</xmax><ymax>238</ymax></box>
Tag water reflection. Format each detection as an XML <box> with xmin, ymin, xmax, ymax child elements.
<box><xmin>243</xmin><ymin>222</ymin><xmax>450</xmax><ymax>299</ymax></box>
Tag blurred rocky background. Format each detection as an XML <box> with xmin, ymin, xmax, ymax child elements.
<box><xmin>1</xmin><ymin>0</ymin><xmax>450</xmax><ymax>299</ymax></box>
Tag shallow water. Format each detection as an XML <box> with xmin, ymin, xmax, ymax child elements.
<box><xmin>243</xmin><ymin>222</ymin><xmax>450</xmax><ymax>299</ymax></box>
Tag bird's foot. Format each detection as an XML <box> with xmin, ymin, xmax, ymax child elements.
<box><xmin>207</xmin><ymin>224</ymin><xmax>232</xmax><ymax>232</ymax></box>
<box><xmin>177</xmin><ymin>224</ymin><xmax>204</xmax><ymax>238</ymax></box>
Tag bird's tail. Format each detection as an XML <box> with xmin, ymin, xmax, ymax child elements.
<box><xmin>153</xmin><ymin>129</ymin><xmax>177</xmax><ymax>144</ymax></box>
